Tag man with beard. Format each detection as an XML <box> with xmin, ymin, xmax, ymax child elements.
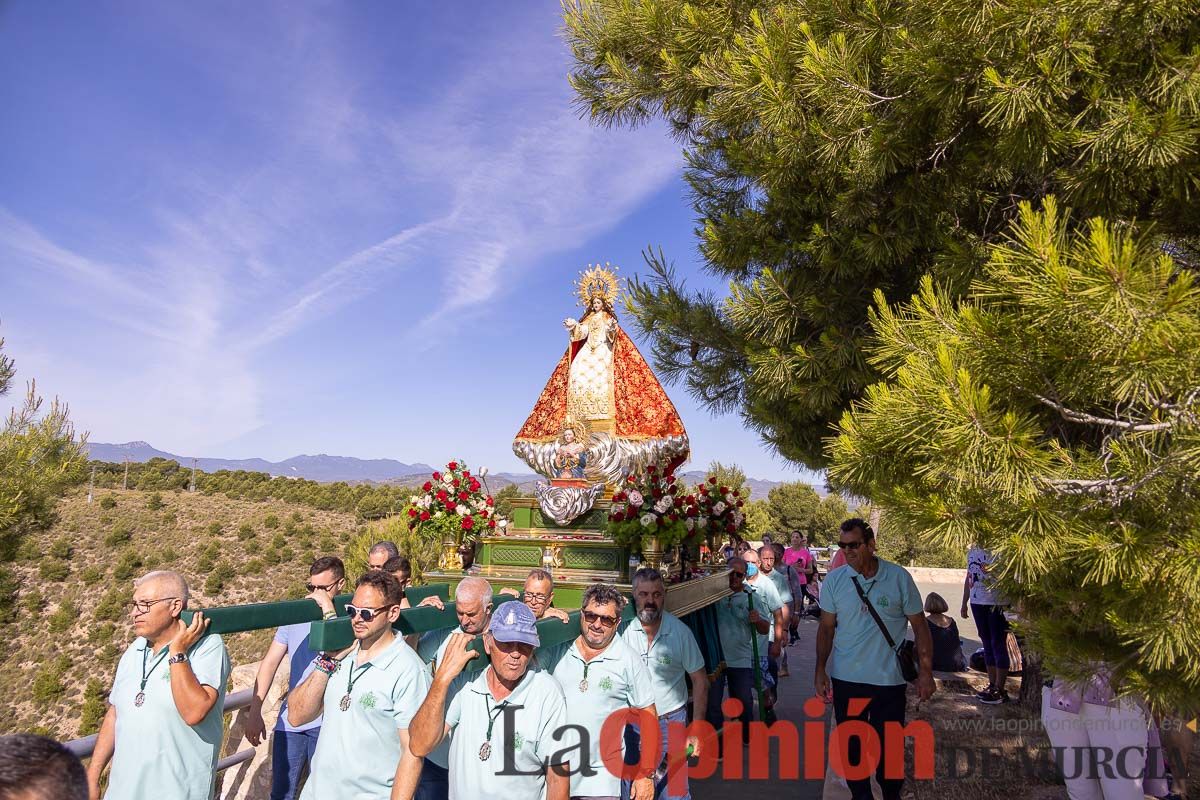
<box><xmin>408</xmin><ymin>601</ymin><xmax>570</xmax><ymax>800</ymax></box>
<box><xmin>541</xmin><ymin>583</ymin><xmax>657</xmax><ymax>800</ymax></box>
<box><xmin>814</xmin><ymin>518</ymin><xmax>934</xmax><ymax>800</ymax></box>
<box><xmin>619</xmin><ymin>568</ymin><xmax>707</xmax><ymax>800</ymax></box>
<box><xmin>86</xmin><ymin>571</ymin><xmax>231</xmax><ymax>800</ymax></box>
<box><xmin>287</xmin><ymin>571</ymin><xmax>432</xmax><ymax>800</ymax></box>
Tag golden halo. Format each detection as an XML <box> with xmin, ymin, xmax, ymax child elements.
<box><xmin>575</xmin><ymin>263</ymin><xmax>621</xmax><ymax>309</ymax></box>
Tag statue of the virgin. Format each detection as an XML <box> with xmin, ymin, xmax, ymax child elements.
<box><xmin>513</xmin><ymin>265</ymin><xmax>690</xmax><ymax>523</ymax></box>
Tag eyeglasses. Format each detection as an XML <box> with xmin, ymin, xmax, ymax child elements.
<box><xmin>523</xmin><ymin>591</ymin><xmax>550</xmax><ymax>604</ymax></box>
<box><xmin>837</xmin><ymin>540</ymin><xmax>865</xmax><ymax>550</ymax></box>
<box><xmin>128</xmin><ymin>597</ymin><xmax>177</xmax><ymax>615</ymax></box>
<box><xmin>345</xmin><ymin>604</ymin><xmax>395</xmax><ymax>622</ymax></box>
<box><xmin>305</xmin><ymin>581</ymin><xmax>340</xmax><ymax>593</ymax></box>
<box><xmin>583</xmin><ymin>610</ymin><xmax>619</xmax><ymax>627</ymax></box>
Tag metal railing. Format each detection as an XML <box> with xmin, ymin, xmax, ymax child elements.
<box><xmin>65</xmin><ymin>688</ymin><xmax>256</xmax><ymax>772</ymax></box>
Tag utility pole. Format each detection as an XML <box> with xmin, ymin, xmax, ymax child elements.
<box><xmin>189</xmin><ymin>458</ymin><xmax>197</xmax><ymax>493</ymax></box>
<box><xmin>87</xmin><ymin>465</ymin><xmax>95</xmax><ymax>504</ymax></box>
<box><xmin>123</xmin><ymin>457</ymin><xmax>129</xmax><ymax>491</ymax></box>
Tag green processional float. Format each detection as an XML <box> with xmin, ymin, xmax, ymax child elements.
<box><xmin>420</xmin><ymin>265</ymin><xmax>735</xmax><ymax>661</ymax></box>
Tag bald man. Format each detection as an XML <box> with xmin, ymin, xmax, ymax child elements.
<box><xmin>86</xmin><ymin>571</ymin><xmax>231</xmax><ymax>800</ymax></box>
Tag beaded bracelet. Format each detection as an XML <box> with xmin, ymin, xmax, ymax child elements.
<box><xmin>313</xmin><ymin>653</ymin><xmax>340</xmax><ymax>676</ymax></box>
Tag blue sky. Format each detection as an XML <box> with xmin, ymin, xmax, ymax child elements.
<box><xmin>0</xmin><ymin>2</ymin><xmax>819</xmax><ymax>484</ymax></box>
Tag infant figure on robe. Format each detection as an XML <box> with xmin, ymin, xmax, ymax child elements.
<box><xmin>513</xmin><ymin>265</ymin><xmax>689</xmax><ymax>525</ymax></box>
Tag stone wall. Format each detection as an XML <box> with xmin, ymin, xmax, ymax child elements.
<box><xmin>217</xmin><ymin>659</ymin><xmax>291</xmax><ymax>800</ymax></box>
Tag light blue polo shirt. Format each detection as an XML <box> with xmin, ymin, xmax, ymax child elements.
<box><xmin>300</xmin><ymin>633</ymin><xmax>431</xmax><ymax>799</ymax></box>
<box><xmin>273</xmin><ymin>622</ymin><xmax>321</xmax><ymax>733</ymax></box>
<box><xmin>620</xmin><ymin>612</ymin><xmax>705</xmax><ymax>716</ymax></box>
<box><xmin>105</xmin><ymin>633</ymin><xmax>231</xmax><ymax>800</ymax></box>
<box><xmin>820</xmin><ymin>558</ymin><xmax>923</xmax><ymax>686</ymax></box>
<box><xmin>714</xmin><ymin>583</ymin><xmax>781</xmax><ymax>668</ymax></box>
<box><xmin>763</xmin><ymin>567</ymin><xmax>792</xmax><ymax>605</ymax></box>
<box><xmin>543</xmin><ymin>636</ymin><xmax>656</xmax><ymax>797</ymax></box>
<box><xmin>445</xmin><ymin>666</ymin><xmax>568</xmax><ymax>800</ymax></box>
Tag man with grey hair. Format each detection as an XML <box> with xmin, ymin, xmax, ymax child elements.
<box><xmin>424</xmin><ymin>577</ymin><xmax>494</xmax><ymax>688</ymax></box>
<box><xmin>368</xmin><ymin>540</ymin><xmax>400</xmax><ymax>570</ymax></box>
<box><xmin>620</xmin><ymin>568</ymin><xmax>708</xmax><ymax>800</ymax></box>
<box><xmin>542</xmin><ymin>583</ymin><xmax>657</xmax><ymax>800</ymax></box>
<box><xmin>86</xmin><ymin>571</ymin><xmax>231</xmax><ymax>800</ymax></box>
<box><xmin>499</xmin><ymin>568</ymin><xmax>571</xmax><ymax>622</ymax></box>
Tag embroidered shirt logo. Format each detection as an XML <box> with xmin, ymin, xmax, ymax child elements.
<box><xmin>598</xmin><ymin>676</ymin><xmax>614</xmax><ymax>692</ymax></box>
<box><xmin>359</xmin><ymin>691</ymin><xmax>377</xmax><ymax>710</ymax></box>
<box><xmin>511</xmin><ymin>732</ymin><xmax>525</xmax><ymax>750</ymax></box>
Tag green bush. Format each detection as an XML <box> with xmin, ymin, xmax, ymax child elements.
<box><xmin>49</xmin><ymin>538</ymin><xmax>73</xmax><ymax>560</ymax></box>
<box><xmin>207</xmin><ymin>521</ymin><xmax>223</xmax><ymax>537</ymax></box>
<box><xmin>162</xmin><ymin>510</ymin><xmax>177</xmax><ymax>526</ymax></box>
<box><xmin>271</xmin><ymin>533</ymin><xmax>287</xmax><ymax>550</ymax></box>
<box><xmin>95</xmin><ymin>587</ymin><xmax>130</xmax><ymax>622</ymax></box>
<box><xmin>112</xmin><ymin>550</ymin><xmax>143</xmax><ymax>582</ymax></box>
<box><xmin>15</xmin><ymin>538</ymin><xmax>41</xmax><ymax>561</ymax></box>
<box><xmin>240</xmin><ymin>558</ymin><xmax>264</xmax><ymax>576</ymax></box>
<box><xmin>89</xmin><ymin>622</ymin><xmax>115</xmax><ymax>644</ymax></box>
<box><xmin>99</xmin><ymin>494</ymin><xmax>117</xmax><ymax>510</ymax></box>
<box><xmin>195</xmin><ymin>553</ymin><xmax>216</xmax><ymax>574</ymax></box>
<box><xmin>104</xmin><ymin>522</ymin><xmax>132</xmax><ymax>547</ymax></box>
<box><xmin>38</xmin><ymin>560</ymin><xmax>70</xmax><ymax>582</ymax></box>
<box><xmin>49</xmin><ymin>602</ymin><xmax>77</xmax><ymax>632</ymax></box>
<box><xmin>317</xmin><ymin>534</ymin><xmax>336</xmax><ymax>552</ymax></box>
<box><xmin>264</xmin><ymin>514</ymin><xmax>280</xmax><ymax>530</ymax></box>
<box><xmin>204</xmin><ymin>561</ymin><xmax>236</xmax><ymax>595</ymax></box>
<box><xmin>290</xmin><ymin>511</ymin><xmax>303</xmax><ymax>523</ymax></box>
<box><xmin>79</xmin><ymin>678</ymin><xmax>107</xmax><ymax>733</ymax></box>
<box><xmin>243</xmin><ymin>539</ymin><xmax>261</xmax><ymax>554</ymax></box>
<box><xmin>278</xmin><ymin>547</ymin><xmax>294</xmax><ymax>563</ymax></box>
<box><xmin>32</xmin><ymin>656</ymin><xmax>70</xmax><ymax>706</ymax></box>
<box><xmin>160</xmin><ymin>546</ymin><xmax>179</xmax><ymax>563</ymax></box>
<box><xmin>262</xmin><ymin>548</ymin><xmax>281</xmax><ymax>566</ymax></box>
<box><xmin>237</xmin><ymin>523</ymin><xmax>255</xmax><ymax>541</ymax></box>
<box><xmin>80</xmin><ymin>566</ymin><xmax>104</xmax><ymax>585</ymax></box>
<box><xmin>21</xmin><ymin>589</ymin><xmax>43</xmax><ymax>615</ymax></box>
<box><xmin>147</xmin><ymin>492</ymin><xmax>164</xmax><ymax>511</ymax></box>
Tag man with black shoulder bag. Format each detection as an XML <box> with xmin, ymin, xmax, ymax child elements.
<box><xmin>814</xmin><ymin>519</ymin><xmax>935</xmax><ymax>800</ymax></box>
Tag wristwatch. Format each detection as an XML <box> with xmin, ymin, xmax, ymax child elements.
<box><xmin>168</xmin><ymin>652</ymin><xmax>189</xmax><ymax>665</ymax></box>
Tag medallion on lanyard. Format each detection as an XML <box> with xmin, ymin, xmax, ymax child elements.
<box><xmin>479</xmin><ymin>740</ymin><xmax>492</xmax><ymax>761</ymax></box>
<box><xmin>134</xmin><ymin>692</ymin><xmax>146</xmax><ymax>707</ymax></box>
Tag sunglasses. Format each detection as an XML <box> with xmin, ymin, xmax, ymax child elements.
<box><xmin>128</xmin><ymin>597</ymin><xmax>177</xmax><ymax>615</ymax></box>
<box><xmin>837</xmin><ymin>540</ymin><xmax>866</xmax><ymax>550</ymax></box>
<box><xmin>345</xmin><ymin>604</ymin><xmax>395</xmax><ymax>622</ymax></box>
<box><xmin>305</xmin><ymin>580</ymin><xmax>340</xmax><ymax>593</ymax></box>
<box><xmin>583</xmin><ymin>610</ymin><xmax>619</xmax><ymax>627</ymax></box>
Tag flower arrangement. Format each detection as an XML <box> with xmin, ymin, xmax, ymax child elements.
<box><xmin>691</xmin><ymin>475</ymin><xmax>746</xmax><ymax>546</ymax></box>
<box><xmin>405</xmin><ymin>460</ymin><xmax>506</xmax><ymax>544</ymax></box>
<box><xmin>606</xmin><ymin>464</ymin><xmax>697</xmax><ymax>551</ymax></box>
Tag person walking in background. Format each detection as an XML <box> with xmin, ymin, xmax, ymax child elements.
<box><xmin>814</xmin><ymin>519</ymin><xmax>934</xmax><ymax>800</ymax></box>
<box><xmin>758</xmin><ymin>544</ymin><xmax>793</xmax><ymax>677</ymax></box>
<box><xmin>961</xmin><ymin>544</ymin><xmax>1011</xmax><ymax>703</ymax></box>
<box><xmin>244</xmin><ymin>556</ymin><xmax>345</xmax><ymax>800</ymax></box>
<box><xmin>923</xmin><ymin>592</ymin><xmax>966</xmax><ymax>672</ymax></box>
<box><xmin>87</xmin><ymin>571</ymin><xmax>231</xmax><ymax>800</ymax></box>
<box><xmin>743</xmin><ymin>548</ymin><xmax>785</xmax><ymax>710</ymax></box>
<box><xmin>783</xmin><ymin>532</ymin><xmax>819</xmax><ymax>611</ymax></box>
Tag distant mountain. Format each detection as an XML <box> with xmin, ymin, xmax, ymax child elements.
<box><xmin>85</xmin><ymin>442</ymin><xmax>435</xmax><ymax>484</ymax></box>
<box><xmin>84</xmin><ymin>442</ymin><xmax>821</xmax><ymax>495</ymax></box>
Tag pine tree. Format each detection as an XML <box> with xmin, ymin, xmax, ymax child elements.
<box><xmin>563</xmin><ymin>0</ymin><xmax>1200</xmax><ymax>466</ymax></box>
<box><xmin>0</xmin><ymin>334</ymin><xmax>87</xmax><ymax>620</ymax></box>
<box><xmin>828</xmin><ymin>200</ymin><xmax>1200</xmax><ymax>711</ymax></box>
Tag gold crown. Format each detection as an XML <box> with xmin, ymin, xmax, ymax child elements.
<box><xmin>576</xmin><ymin>263</ymin><xmax>621</xmax><ymax>308</ymax></box>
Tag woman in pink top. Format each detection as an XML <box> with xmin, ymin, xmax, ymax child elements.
<box><xmin>783</xmin><ymin>532</ymin><xmax>819</xmax><ymax>607</ymax></box>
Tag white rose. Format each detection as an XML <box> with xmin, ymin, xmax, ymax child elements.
<box><xmin>498</xmin><ymin>518</ymin><xmax>508</xmax><ymax>528</ymax></box>
<box><xmin>654</xmin><ymin>497</ymin><xmax>672</xmax><ymax>514</ymax></box>
<box><xmin>628</xmin><ymin>490</ymin><xmax>644</xmax><ymax>507</ymax></box>
<box><xmin>640</xmin><ymin>513</ymin><xmax>655</xmax><ymax>528</ymax></box>
<box><xmin>714</xmin><ymin>501</ymin><xmax>726</xmax><ymax>514</ymax></box>
<box><xmin>479</xmin><ymin>466</ymin><xmax>489</xmax><ymax>477</ymax></box>
<box><xmin>732</xmin><ymin>511</ymin><xmax>744</xmax><ymax>526</ymax></box>
<box><xmin>455</xmin><ymin>504</ymin><xmax>469</xmax><ymax>516</ymax></box>
<box><xmin>434</xmin><ymin>511</ymin><xmax>444</xmax><ymax>518</ymax></box>
<box><xmin>409</xmin><ymin>495</ymin><xmax>419</xmax><ymax>504</ymax></box>
<box><xmin>726</xmin><ymin>493</ymin><xmax>735</xmax><ymax>504</ymax></box>
<box><xmin>698</xmin><ymin>518</ymin><xmax>708</xmax><ymax>529</ymax></box>
<box><xmin>685</xmin><ymin>518</ymin><xmax>695</xmax><ymax>531</ymax></box>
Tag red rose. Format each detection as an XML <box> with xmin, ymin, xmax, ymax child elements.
<box><xmin>647</xmin><ymin>465</ymin><xmax>657</xmax><ymax>474</ymax></box>
<box><xmin>627</xmin><ymin>475</ymin><xmax>635</xmax><ymax>483</ymax></box>
<box><xmin>687</xmin><ymin>506</ymin><xmax>698</xmax><ymax>517</ymax></box>
<box><xmin>469</xmin><ymin>479</ymin><xmax>481</xmax><ymax>491</ymax></box>
<box><xmin>733</xmin><ymin>489</ymin><xmax>740</xmax><ymax>497</ymax></box>
<box><xmin>433</xmin><ymin>471</ymin><xmax>442</xmax><ymax>480</ymax></box>
<box><xmin>708</xmin><ymin>477</ymin><xmax>717</xmax><ymax>485</ymax></box>
<box><xmin>686</xmin><ymin>495</ymin><xmax>695</xmax><ymax>504</ymax></box>
<box><xmin>408</xmin><ymin>507</ymin><xmax>418</xmax><ymax>517</ymax></box>
<box><xmin>726</xmin><ymin>522</ymin><xmax>736</xmax><ymax>533</ymax></box>
<box><xmin>452</xmin><ymin>479</ymin><xmax>461</xmax><ymax>488</ymax></box>
<box><xmin>668</xmin><ymin>485</ymin><xmax>678</xmax><ymax>495</ymax></box>
<box><xmin>669</xmin><ymin>513</ymin><xmax>679</xmax><ymax>522</ymax></box>
<box><xmin>674</xmin><ymin>497</ymin><xmax>683</xmax><ymax>508</ymax></box>
<box><xmin>480</xmin><ymin>508</ymin><xmax>489</xmax><ymax>518</ymax></box>
<box><xmin>613</xmin><ymin>492</ymin><xmax>625</xmax><ymax>502</ymax></box>
<box><xmin>488</xmin><ymin>519</ymin><xmax>497</xmax><ymax>529</ymax></box>
<box><xmin>461</xmin><ymin>515</ymin><xmax>474</xmax><ymax>530</ymax></box>
<box><xmin>612</xmin><ymin>511</ymin><xmax>625</xmax><ymax>522</ymax></box>
<box><xmin>667</xmin><ymin>474</ymin><xmax>676</xmax><ymax>484</ymax></box>
<box><xmin>458</xmin><ymin>491</ymin><xmax>469</xmax><ymax>502</ymax></box>
<box><xmin>420</xmin><ymin>510</ymin><xmax>431</xmax><ymax>521</ymax></box>
<box><xmin>448</xmin><ymin>461</ymin><xmax>458</xmax><ymax>471</ymax></box>
<box><xmin>436</xmin><ymin>490</ymin><xmax>448</xmax><ymax>501</ymax></box>
<box><xmin>736</xmin><ymin>500</ymin><xmax>744</xmax><ymax>508</ymax></box>
<box><xmin>445</xmin><ymin>500</ymin><xmax>456</xmax><ymax>511</ymax></box>
<box><xmin>422</xmin><ymin>481</ymin><xmax>432</xmax><ymax>492</ymax></box>
<box><xmin>699</xmin><ymin>486</ymin><xmax>708</xmax><ymax>495</ymax></box>
<box><xmin>719</xmin><ymin>486</ymin><xmax>729</xmax><ymax>495</ymax></box>
<box><xmin>463</xmin><ymin>470</ymin><xmax>470</xmax><ymax>477</ymax></box>
<box><xmin>486</xmin><ymin>496</ymin><xmax>494</xmax><ymax>506</ymax></box>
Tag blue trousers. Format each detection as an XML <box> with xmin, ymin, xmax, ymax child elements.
<box><xmin>970</xmin><ymin>603</ymin><xmax>1010</xmax><ymax>669</ymax></box>
<box><xmin>270</xmin><ymin>728</ymin><xmax>320</xmax><ymax>800</ymax></box>
<box><xmin>416</xmin><ymin>758</ymin><xmax>449</xmax><ymax>800</ymax></box>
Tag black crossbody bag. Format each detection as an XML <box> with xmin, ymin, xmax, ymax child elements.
<box><xmin>852</xmin><ymin>576</ymin><xmax>919</xmax><ymax>683</ymax></box>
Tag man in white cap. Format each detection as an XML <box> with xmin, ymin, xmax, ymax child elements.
<box><xmin>409</xmin><ymin>601</ymin><xmax>569</xmax><ymax>800</ymax></box>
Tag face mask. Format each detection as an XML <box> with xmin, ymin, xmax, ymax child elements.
<box><xmin>746</xmin><ymin>564</ymin><xmax>759</xmax><ymax>578</ymax></box>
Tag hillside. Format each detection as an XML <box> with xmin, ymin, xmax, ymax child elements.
<box><xmin>0</xmin><ymin>488</ymin><xmax>366</xmax><ymax>742</ymax></box>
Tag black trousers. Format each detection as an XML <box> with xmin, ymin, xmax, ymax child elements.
<box><xmin>831</xmin><ymin>678</ymin><xmax>907</xmax><ymax>800</ymax></box>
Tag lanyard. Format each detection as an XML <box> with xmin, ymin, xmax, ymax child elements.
<box><xmin>345</xmin><ymin>661</ymin><xmax>372</xmax><ymax>696</ymax></box>
<box><xmin>484</xmin><ymin>696</ymin><xmax>510</xmax><ymax>743</ymax></box>
<box><xmin>140</xmin><ymin>646</ymin><xmax>170</xmax><ymax>693</ymax></box>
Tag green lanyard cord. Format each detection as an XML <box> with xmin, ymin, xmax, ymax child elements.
<box><xmin>140</xmin><ymin>646</ymin><xmax>170</xmax><ymax>693</ymax></box>
<box><xmin>484</xmin><ymin>697</ymin><xmax>510</xmax><ymax>742</ymax></box>
<box><xmin>345</xmin><ymin>662</ymin><xmax>372</xmax><ymax>698</ymax></box>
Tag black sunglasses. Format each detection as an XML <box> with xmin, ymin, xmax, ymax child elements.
<box><xmin>837</xmin><ymin>540</ymin><xmax>866</xmax><ymax>550</ymax></box>
<box><xmin>305</xmin><ymin>580</ymin><xmax>340</xmax><ymax>593</ymax></box>
<box><xmin>583</xmin><ymin>610</ymin><xmax>619</xmax><ymax>627</ymax></box>
<box><xmin>345</xmin><ymin>604</ymin><xmax>395</xmax><ymax>622</ymax></box>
